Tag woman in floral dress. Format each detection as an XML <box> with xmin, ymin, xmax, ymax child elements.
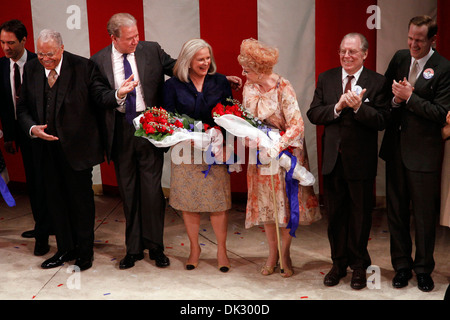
<box><xmin>238</xmin><ymin>39</ymin><xmax>321</xmax><ymax>277</ymax></box>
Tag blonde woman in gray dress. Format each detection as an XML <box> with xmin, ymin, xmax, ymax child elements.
<box><xmin>163</xmin><ymin>39</ymin><xmax>233</xmax><ymax>272</ymax></box>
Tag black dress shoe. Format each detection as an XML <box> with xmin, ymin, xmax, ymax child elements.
<box><xmin>149</xmin><ymin>249</ymin><xmax>170</xmax><ymax>268</ymax></box>
<box><xmin>74</xmin><ymin>257</ymin><xmax>93</xmax><ymax>271</ymax></box>
<box><xmin>34</xmin><ymin>240</ymin><xmax>50</xmax><ymax>256</ymax></box>
<box><xmin>324</xmin><ymin>265</ymin><xmax>347</xmax><ymax>286</ymax></box>
<box><xmin>350</xmin><ymin>268</ymin><xmax>367</xmax><ymax>290</ymax></box>
<box><xmin>41</xmin><ymin>251</ymin><xmax>77</xmax><ymax>269</ymax></box>
<box><xmin>417</xmin><ymin>273</ymin><xmax>434</xmax><ymax>292</ymax></box>
<box><xmin>119</xmin><ymin>253</ymin><xmax>144</xmax><ymax>269</ymax></box>
<box><xmin>392</xmin><ymin>268</ymin><xmax>412</xmax><ymax>288</ymax></box>
<box><xmin>21</xmin><ymin>230</ymin><xmax>35</xmax><ymax>238</ymax></box>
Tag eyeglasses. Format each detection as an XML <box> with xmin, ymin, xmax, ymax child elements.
<box><xmin>338</xmin><ymin>49</ymin><xmax>362</xmax><ymax>57</ymax></box>
<box><xmin>37</xmin><ymin>52</ymin><xmax>56</xmax><ymax>58</ymax></box>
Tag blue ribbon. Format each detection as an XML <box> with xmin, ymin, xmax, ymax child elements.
<box><xmin>0</xmin><ymin>174</ymin><xmax>16</xmax><ymax>207</ymax></box>
<box><xmin>202</xmin><ymin>144</ymin><xmax>240</xmax><ymax>177</ymax></box>
<box><xmin>280</xmin><ymin>150</ymin><xmax>299</xmax><ymax>238</ymax></box>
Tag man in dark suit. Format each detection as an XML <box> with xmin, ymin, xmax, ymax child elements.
<box><xmin>16</xmin><ymin>29</ymin><xmax>137</xmax><ymax>271</ymax></box>
<box><xmin>379</xmin><ymin>15</ymin><xmax>450</xmax><ymax>292</ymax></box>
<box><xmin>0</xmin><ymin>19</ymin><xmax>50</xmax><ymax>255</ymax></box>
<box><xmin>91</xmin><ymin>13</ymin><xmax>175</xmax><ymax>270</ymax></box>
<box><xmin>307</xmin><ymin>33</ymin><xmax>389</xmax><ymax>290</ymax></box>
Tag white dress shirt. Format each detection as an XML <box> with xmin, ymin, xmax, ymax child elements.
<box><xmin>111</xmin><ymin>44</ymin><xmax>145</xmax><ymax>113</ymax></box>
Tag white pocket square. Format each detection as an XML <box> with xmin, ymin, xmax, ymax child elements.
<box><xmin>364</xmin><ymin>98</ymin><xmax>370</xmax><ymax>102</ymax></box>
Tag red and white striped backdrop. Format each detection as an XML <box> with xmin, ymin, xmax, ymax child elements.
<box><xmin>1</xmin><ymin>0</ymin><xmax>449</xmax><ymax>197</ymax></box>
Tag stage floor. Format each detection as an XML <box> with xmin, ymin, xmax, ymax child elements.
<box><xmin>0</xmin><ymin>190</ymin><xmax>449</xmax><ymax>301</ymax></box>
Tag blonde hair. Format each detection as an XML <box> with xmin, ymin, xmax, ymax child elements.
<box><xmin>237</xmin><ymin>38</ymin><xmax>278</xmax><ymax>75</ymax></box>
<box><xmin>173</xmin><ymin>38</ymin><xmax>217</xmax><ymax>83</ymax></box>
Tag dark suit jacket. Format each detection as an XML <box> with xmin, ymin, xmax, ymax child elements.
<box><xmin>90</xmin><ymin>41</ymin><xmax>176</xmax><ymax>162</ymax></box>
<box><xmin>0</xmin><ymin>49</ymin><xmax>37</xmax><ymax>143</ymax></box>
<box><xmin>379</xmin><ymin>49</ymin><xmax>450</xmax><ymax>172</ymax></box>
<box><xmin>16</xmin><ymin>51</ymin><xmax>120</xmax><ymax>171</ymax></box>
<box><xmin>307</xmin><ymin>66</ymin><xmax>390</xmax><ymax>180</ymax></box>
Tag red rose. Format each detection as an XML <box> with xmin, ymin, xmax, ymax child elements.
<box><xmin>174</xmin><ymin>120</ymin><xmax>183</xmax><ymax>128</ymax></box>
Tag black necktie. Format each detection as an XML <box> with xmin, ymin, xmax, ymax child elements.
<box><xmin>123</xmin><ymin>54</ymin><xmax>136</xmax><ymax>124</ymax></box>
<box><xmin>14</xmin><ymin>63</ymin><xmax>21</xmax><ymax>100</ymax></box>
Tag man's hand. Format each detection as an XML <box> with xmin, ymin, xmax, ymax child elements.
<box><xmin>392</xmin><ymin>77</ymin><xmax>414</xmax><ymax>103</ymax></box>
<box><xmin>344</xmin><ymin>88</ymin><xmax>367</xmax><ymax>111</ymax></box>
<box><xmin>336</xmin><ymin>88</ymin><xmax>367</xmax><ymax>112</ymax></box>
<box><xmin>117</xmin><ymin>75</ymin><xmax>139</xmax><ymax>99</ymax></box>
<box><xmin>31</xmin><ymin>125</ymin><xmax>59</xmax><ymax>141</ymax></box>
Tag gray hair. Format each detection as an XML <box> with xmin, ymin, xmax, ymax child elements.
<box><xmin>37</xmin><ymin>29</ymin><xmax>63</xmax><ymax>46</ymax></box>
<box><xmin>341</xmin><ymin>33</ymin><xmax>369</xmax><ymax>52</ymax></box>
<box><xmin>107</xmin><ymin>13</ymin><xmax>137</xmax><ymax>37</ymax></box>
<box><xmin>173</xmin><ymin>38</ymin><xmax>217</xmax><ymax>83</ymax></box>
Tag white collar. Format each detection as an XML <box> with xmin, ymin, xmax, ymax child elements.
<box><xmin>10</xmin><ymin>50</ymin><xmax>27</xmax><ymax>69</ymax></box>
<box><xmin>411</xmin><ymin>47</ymin><xmax>434</xmax><ymax>69</ymax></box>
<box><xmin>342</xmin><ymin>65</ymin><xmax>364</xmax><ymax>81</ymax></box>
<box><xmin>112</xmin><ymin>44</ymin><xmax>135</xmax><ymax>59</ymax></box>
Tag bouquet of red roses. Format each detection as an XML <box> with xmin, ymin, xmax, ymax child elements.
<box><xmin>135</xmin><ymin>107</ymin><xmax>185</xmax><ymax>141</ymax></box>
<box><xmin>134</xmin><ymin>107</ymin><xmax>220</xmax><ymax>149</ymax></box>
<box><xmin>212</xmin><ymin>98</ymin><xmax>263</xmax><ymax>128</ymax></box>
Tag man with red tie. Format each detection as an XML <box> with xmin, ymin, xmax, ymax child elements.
<box><xmin>308</xmin><ymin>33</ymin><xmax>390</xmax><ymax>290</ymax></box>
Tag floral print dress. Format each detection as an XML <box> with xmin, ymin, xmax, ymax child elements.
<box><xmin>243</xmin><ymin>76</ymin><xmax>321</xmax><ymax>229</ymax></box>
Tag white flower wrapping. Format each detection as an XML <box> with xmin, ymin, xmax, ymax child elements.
<box><xmin>213</xmin><ymin>114</ymin><xmax>315</xmax><ymax>186</ymax></box>
<box><xmin>133</xmin><ymin>114</ymin><xmax>212</xmax><ymax>149</ymax></box>
<box><xmin>133</xmin><ymin>114</ymin><xmax>242</xmax><ymax>173</ymax></box>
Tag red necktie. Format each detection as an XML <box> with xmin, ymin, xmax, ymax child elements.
<box><xmin>344</xmin><ymin>75</ymin><xmax>354</xmax><ymax>93</ymax></box>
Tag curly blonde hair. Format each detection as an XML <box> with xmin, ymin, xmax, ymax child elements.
<box><xmin>237</xmin><ymin>38</ymin><xmax>279</xmax><ymax>75</ymax></box>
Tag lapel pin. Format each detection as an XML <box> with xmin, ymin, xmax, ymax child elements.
<box><xmin>353</xmin><ymin>85</ymin><xmax>363</xmax><ymax>95</ymax></box>
<box><xmin>423</xmin><ymin>68</ymin><xmax>434</xmax><ymax>80</ymax></box>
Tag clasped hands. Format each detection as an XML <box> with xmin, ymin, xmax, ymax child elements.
<box><xmin>392</xmin><ymin>77</ymin><xmax>414</xmax><ymax>104</ymax></box>
<box><xmin>336</xmin><ymin>88</ymin><xmax>367</xmax><ymax>113</ymax></box>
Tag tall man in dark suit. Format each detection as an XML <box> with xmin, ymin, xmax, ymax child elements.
<box><xmin>91</xmin><ymin>13</ymin><xmax>175</xmax><ymax>270</ymax></box>
<box><xmin>379</xmin><ymin>15</ymin><xmax>450</xmax><ymax>292</ymax></box>
<box><xmin>16</xmin><ymin>29</ymin><xmax>137</xmax><ymax>271</ymax></box>
<box><xmin>0</xmin><ymin>19</ymin><xmax>50</xmax><ymax>255</ymax></box>
<box><xmin>307</xmin><ymin>33</ymin><xmax>389</xmax><ymax>290</ymax></box>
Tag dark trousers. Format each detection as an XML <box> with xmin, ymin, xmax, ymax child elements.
<box><xmin>16</xmin><ymin>121</ymin><xmax>50</xmax><ymax>241</ymax></box>
<box><xmin>112</xmin><ymin>112</ymin><xmax>166</xmax><ymax>255</ymax></box>
<box><xmin>323</xmin><ymin>154</ymin><xmax>374</xmax><ymax>271</ymax></box>
<box><xmin>43</xmin><ymin>141</ymin><xmax>95</xmax><ymax>259</ymax></box>
<box><xmin>385</xmin><ymin>143</ymin><xmax>440</xmax><ymax>274</ymax></box>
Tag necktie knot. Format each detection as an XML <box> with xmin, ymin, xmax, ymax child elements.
<box><xmin>48</xmin><ymin>69</ymin><xmax>58</xmax><ymax>88</ymax></box>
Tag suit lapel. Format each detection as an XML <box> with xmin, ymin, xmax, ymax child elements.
<box><xmin>55</xmin><ymin>52</ymin><xmax>72</xmax><ymax>116</ymax></box>
<box><xmin>134</xmin><ymin>43</ymin><xmax>146</xmax><ymax>87</ymax></box>
<box><xmin>35</xmin><ymin>63</ymin><xmax>46</xmax><ymax>123</ymax></box>
<box><xmin>356</xmin><ymin>68</ymin><xmax>370</xmax><ymax>100</ymax></box>
<box><xmin>414</xmin><ymin>50</ymin><xmax>439</xmax><ymax>88</ymax></box>
<box><xmin>0</xmin><ymin>59</ymin><xmax>13</xmax><ymax>104</ymax></box>
<box><xmin>101</xmin><ymin>46</ymin><xmax>115</xmax><ymax>88</ymax></box>
<box><xmin>333</xmin><ymin>67</ymin><xmax>344</xmax><ymax>101</ymax></box>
